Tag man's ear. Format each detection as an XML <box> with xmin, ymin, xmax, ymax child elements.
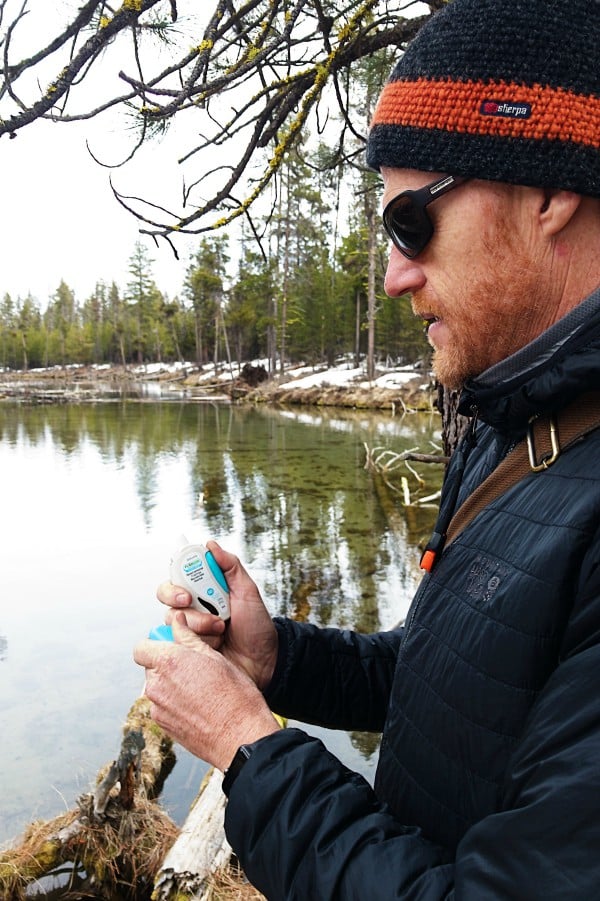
<box><xmin>539</xmin><ymin>189</ymin><xmax>583</xmax><ymax>236</ymax></box>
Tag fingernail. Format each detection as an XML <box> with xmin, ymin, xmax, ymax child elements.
<box><xmin>175</xmin><ymin>593</ymin><xmax>189</xmax><ymax>606</ymax></box>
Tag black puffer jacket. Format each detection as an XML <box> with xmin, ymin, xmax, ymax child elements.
<box><xmin>224</xmin><ymin>289</ymin><xmax>600</xmax><ymax>899</ymax></box>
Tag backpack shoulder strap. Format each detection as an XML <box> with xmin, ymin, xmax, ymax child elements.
<box><xmin>444</xmin><ymin>390</ymin><xmax>600</xmax><ymax>551</ymax></box>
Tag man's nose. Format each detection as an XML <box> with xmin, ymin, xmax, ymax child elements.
<box><xmin>384</xmin><ymin>245</ymin><xmax>426</xmax><ymax>297</ymax></box>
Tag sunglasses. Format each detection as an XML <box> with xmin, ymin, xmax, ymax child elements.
<box><xmin>382</xmin><ymin>174</ymin><xmax>467</xmax><ymax>259</ymax></box>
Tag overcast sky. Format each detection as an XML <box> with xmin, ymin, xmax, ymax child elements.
<box><xmin>0</xmin><ymin>2</ymin><xmax>212</xmax><ymax>308</ymax></box>
<box><xmin>0</xmin><ymin>116</ymin><xmax>197</xmax><ymax>305</ymax></box>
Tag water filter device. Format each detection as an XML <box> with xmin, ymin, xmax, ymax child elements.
<box><xmin>170</xmin><ymin>535</ymin><xmax>231</xmax><ymax>621</ymax></box>
<box><xmin>148</xmin><ymin>535</ymin><xmax>230</xmax><ymax>641</ymax></box>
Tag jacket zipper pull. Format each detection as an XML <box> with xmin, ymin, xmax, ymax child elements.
<box><xmin>465</xmin><ymin>405</ymin><xmax>479</xmax><ymax>448</ymax></box>
<box><xmin>420</xmin><ymin>531</ymin><xmax>445</xmax><ymax>573</ymax></box>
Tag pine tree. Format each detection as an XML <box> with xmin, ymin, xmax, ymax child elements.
<box><xmin>184</xmin><ymin>237</ymin><xmax>229</xmax><ymax>369</ymax></box>
<box><xmin>125</xmin><ymin>242</ymin><xmax>161</xmax><ymax>365</ymax></box>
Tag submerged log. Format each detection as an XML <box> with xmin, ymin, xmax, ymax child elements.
<box><xmin>0</xmin><ymin>697</ymin><xmax>178</xmax><ymax>900</ymax></box>
<box><xmin>2</xmin><ymin>698</ymin><xmax>281</xmax><ymax>899</ymax></box>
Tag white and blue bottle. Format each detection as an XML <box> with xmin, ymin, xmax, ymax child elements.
<box><xmin>170</xmin><ymin>534</ymin><xmax>230</xmax><ymax>620</ymax></box>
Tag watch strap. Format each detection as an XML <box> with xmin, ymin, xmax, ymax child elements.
<box><xmin>222</xmin><ymin>743</ymin><xmax>254</xmax><ymax>798</ymax></box>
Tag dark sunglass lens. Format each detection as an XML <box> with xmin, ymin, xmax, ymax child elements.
<box><xmin>386</xmin><ymin>196</ymin><xmax>429</xmax><ymax>256</ymax></box>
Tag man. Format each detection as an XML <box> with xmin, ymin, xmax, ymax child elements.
<box><xmin>134</xmin><ymin>0</ymin><xmax>600</xmax><ymax>896</ymax></box>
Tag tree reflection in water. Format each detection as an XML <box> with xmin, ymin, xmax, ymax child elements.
<box><xmin>0</xmin><ymin>399</ymin><xmax>442</xmax><ymax>846</ymax></box>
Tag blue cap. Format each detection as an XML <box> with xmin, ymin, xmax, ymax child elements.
<box><xmin>148</xmin><ymin>624</ymin><xmax>174</xmax><ymax>642</ymax></box>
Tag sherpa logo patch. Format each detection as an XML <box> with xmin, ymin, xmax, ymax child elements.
<box><xmin>480</xmin><ymin>100</ymin><xmax>532</xmax><ymax>119</ymax></box>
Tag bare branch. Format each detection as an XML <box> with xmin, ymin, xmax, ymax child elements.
<box><xmin>0</xmin><ymin>1</ymin><xmax>434</xmax><ymax>240</ymax></box>
<box><xmin>0</xmin><ymin>0</ymin><xmax>165</xmax><ymax>137</ymax></box>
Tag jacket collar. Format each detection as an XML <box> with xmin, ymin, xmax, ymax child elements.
<box><xmin>459</xmin><ymin>286</ymin><xmax>600</xmax><ymax>432</ymax></box>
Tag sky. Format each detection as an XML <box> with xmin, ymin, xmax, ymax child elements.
<box><xmin>0</xmin><ymin>113</ymin><xmax>195</xmax><ymax>305</ymax></box>
<box><xmin>0</xmin><ymin>2</ymin><xmax>214</xmax><ymax>307</ymax></box>
<box><xmin>0</xmin><ymin>1</ymin><xmax>428</xmax><ymax>310</ymax></box>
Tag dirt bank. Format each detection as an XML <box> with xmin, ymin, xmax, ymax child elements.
<box><xmin>236</xmin><ymin>375</ymin><xmax>436</xmax><ymax>412</ymax></box>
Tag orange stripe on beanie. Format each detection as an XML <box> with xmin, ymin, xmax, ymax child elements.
<box><xmin>372</xmin><ymin>79</ymin><xmax>600</xmax><ymax>149</ymax></box>
<box><xmin>366</xmin><ymin>0</ymin><xmax>600</xmax><ymax>197</ymax></box>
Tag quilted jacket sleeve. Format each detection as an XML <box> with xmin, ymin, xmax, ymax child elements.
<box><xmin>263</xmin><ymin>617</ymin><xmax>403</xmax><ymax>733</ymax></box>
<box><xmin>225</xmin><ymin>646</ymin><xmax>600</xmax><ymax>899</ymax></box>
<box><xmin>225</xmin><ymin>550</ymin><xmax>600</xmax><ymax>900</ymax></box>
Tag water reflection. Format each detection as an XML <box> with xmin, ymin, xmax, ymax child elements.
<box><xmin>0</xmin><ymin>400</ymin><xmax>442</xmax><ymax>848</ymax></box>
<box><xmin>1</xmin><ymin>402</ymin><xmax>441</xmax><ymax>627</ymax></box>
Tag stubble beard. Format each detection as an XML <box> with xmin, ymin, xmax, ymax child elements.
<box><xmin>425</xmin><ymin>235</ymin><xmax>548</xmax><ymax>391</ymax></box>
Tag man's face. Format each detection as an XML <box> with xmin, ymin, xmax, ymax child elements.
<box><xmin>381</xmin><ymin>168</ymin><xmax>555</xmax><ymax>389</ymax></box>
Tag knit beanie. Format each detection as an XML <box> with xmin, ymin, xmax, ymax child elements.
<box><xmin>366</xmin><ymin>0</ymin><xmax>600</xmax><ymax>197</ymax></box>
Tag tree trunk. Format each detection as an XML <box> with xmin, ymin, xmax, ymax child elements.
<box><xmin>365</xmin><ymin>195</ymin><xmax>377</xmax><ymax>382</ymax></box>
<box><xmin>20</xmin><ymin>332</ymin><xmax>28</xmax><ymax>371</ymax></box>
<box><xmin>354</xmin><ymin>288</ymin><xmax>361</xmax><ymax>367</ymax></box>
<box><xmin>194</xmin><ymin>310</ymin><xmax>203</xmax><ymax>366</ymax></box>
<box><xmin>437</xmin><ymin>383</ymin><xmax>471</xmax><ymax>457</ymax></box>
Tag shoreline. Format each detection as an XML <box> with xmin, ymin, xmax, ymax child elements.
<box><xmin>0</xmin><ymin>363</ymin><xmax>438</xmax><ymax>412</ymax></box>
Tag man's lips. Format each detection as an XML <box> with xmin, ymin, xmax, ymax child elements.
<box><xmin>412</xmin><ymin>294</ymin><xmax>442</xmax><ymax>335</ymax></box>
<box><xmin>419</xmin><ymin>313</ymin><xmax>441</xmax><ymax>334</ymax></box>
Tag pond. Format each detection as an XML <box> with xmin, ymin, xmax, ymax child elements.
<box><xmin>0</xmin><ymin>399</ymin><xmax>442</xmax><ymax>851</ymax></box>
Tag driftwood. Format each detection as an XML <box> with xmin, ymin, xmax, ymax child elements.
<box><xmin>0</xmin><ymin>697</ymin><xmax>178</xmax><ymax>899</ymax></box>
<box><xmin>153</xmin><ymin>767</ymin><xmax>232</xmax><ymax>901</ymax></box>
<box><xmin>93</xmin><ymin>727</ymin><xmax>145</xmax><ymax>817</ymax></box>
<box><xmin>2</xmin><ymin>694</ymin><xmax>284</xmax><ymax>900</ymax></box>
<box><xmin>364</xmin><ymin>443</ymin><xmax>448</xmax><ymax>477</ymax></box>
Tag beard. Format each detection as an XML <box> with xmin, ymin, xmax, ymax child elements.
<box><xmin>416</xmin><ymin>229</ymin><xmax>549</xmax><ymax>390</ymax></box>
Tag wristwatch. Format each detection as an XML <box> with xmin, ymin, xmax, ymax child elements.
<box><xmin>222</xmin><ymin>743</ymin><xmax>254</xmax><ymax>798</ymax></box>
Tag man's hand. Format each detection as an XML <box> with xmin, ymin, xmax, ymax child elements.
<box><xmin>134</xmin><ymin>613</ymin><xmax>280</xmax><ymax>770</ymax></box>
<box><xmin>156</xmin><ymin>540</ymin><xmax>279</xmax><ymax>692</ymax></box>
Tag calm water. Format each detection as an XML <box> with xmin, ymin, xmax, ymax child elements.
<box><xmin>0</xmin><ymin>399</ymin><xmax>441</xmax><ymax>849</ymax></box>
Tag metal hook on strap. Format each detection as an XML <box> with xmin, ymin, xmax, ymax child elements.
<box><xmin>527</xmin><ymin>415</ymin><xmax>561</xmax><ymax>472</ymax></box>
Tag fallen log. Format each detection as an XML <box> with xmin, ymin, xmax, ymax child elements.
<box><xmin>0</xmin><ymin>697</ymin><xmax>178</xmax><ymax>899</ymax></box>
<box><xmin>2</xmin><ymin>699</ymin><xmax>281</xmax><ymax>899</ymax></box>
